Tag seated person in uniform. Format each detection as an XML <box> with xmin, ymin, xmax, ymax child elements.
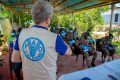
<box><xmin>66</xmin><ymin>32</ymin><xmax>75</xmax><ymax>51</ymax></box>
<box><xmin>80</xmin><ymin>32</ymin><xmax>97</xmax><ymax>67</ymax></box>
<box><xmin>103</xmin><ymin>33</ymin><xmax>116</xmax><ymax>61</ymax></box>
<box><xmin>72</xmin><ymin>38</ymin><xmax>82</xmax><ymax>61</ymax></box>
<box><xmin>96</xmin><ymin>33</ymin><xmax>115</xmax><ymax>62</ymax></box>
<box><xmin>60</xmin><ymin>28</ymin><xmax>66</xmax><ymax>40</ymax></box>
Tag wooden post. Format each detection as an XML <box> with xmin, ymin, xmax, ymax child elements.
<box><xmin>19</xmin><ymin>14</ymin><xmax>21</xmax><ymax>27</ymax></box>
<box><xmin>109</xmin><ymin>3</ymin><xmax>115</xmax><ymax>33</ymax></box>
<box><xmin>71</xmin><ymin>12</ymin><xmax>74</xmax><ymax>28</ymax></box>
<box><xmin>72</xmin><ymin>12</ymin><xmax>75</xmax><ymax>28</ymax></box>
<box><xmin>11</xmin><ymin>12</ymin><xmax>13</xmax><ymax>27</ymax></box>
<box><xmin>57</xmin><ymin>14</ymin><xmax>59</xmax><ymax>27</ymax></box>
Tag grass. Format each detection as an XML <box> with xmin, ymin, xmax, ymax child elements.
<box><xmin>116</xmin><ymin>47</ymin><xmax>120</xmax><ymax>55</ymax></box>
<box><xmin>113</xmin><ymin>41</ymin><xmax>120</xmax><ymax>55</ymax></box>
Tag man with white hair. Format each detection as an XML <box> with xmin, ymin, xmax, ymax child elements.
<box><xmin>12</xmin><ymin>0</ymin><xmax>72</xmax><ymax>80</ymax></box>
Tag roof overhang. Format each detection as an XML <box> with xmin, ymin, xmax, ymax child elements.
<box><xmin>0</xmin><ymin>0</ymin><xmax>120</xmax><ymax>14</ymax></box>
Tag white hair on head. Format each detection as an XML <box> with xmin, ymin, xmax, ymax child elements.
<box><xmin>31</xmin><ymin>0</ymin><xmax>53</xmax><ymax>24</ymax></box>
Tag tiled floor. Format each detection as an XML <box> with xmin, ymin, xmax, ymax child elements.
<box><xmin>0</xmin><ymin>53</ymin><xmax>120</xmax><ymax>80</ymax></box>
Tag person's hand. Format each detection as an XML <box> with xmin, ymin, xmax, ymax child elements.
<box><xmin>65</xmin><ymin>43</ymin><xmax>72</xmax><ymax>55</ymax></box>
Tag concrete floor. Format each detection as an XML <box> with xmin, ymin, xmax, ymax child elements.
<box><xmin>0</xmin><ymin>53</ymin><xmax>120</xmax><ymax>80</ymax></box>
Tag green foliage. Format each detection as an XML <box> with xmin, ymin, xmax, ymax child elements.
<box><xmin>51</xmin><ymin>15</ymin><xmax>58</xmax><ymax>27</ymax></box>
<box><xmin>110</xmin><ymin>28</ymin><xmax>120</xmax><ymax>36</ymax></box>
<box><xmin>0</xmin><ymin>6</ymin><xmax>10</xmax><ymax>19</ymax></box>
<box><xmin>113</xmin><ymin>41</ymin><xmax>120</xmax><ymax>47</ymax></box>
<box><xmin>59</xmin><ymin>15</ymin><xmax>72</xmax><ymax>28</ymax></box>
<box><xmin>13</xmin><ymin>13</ymin><xmax>32</xmax><ymax>27</ymax></box>
<box><xmin>51</xmin><ymin>6</ymin><xmax>109</xmax><ymax>32</ymax></box>
<box><xmin>113</xmin><ymin>41</ymin><xmax>120</xmax><ymax>55</ymax></box>
<box><xmin>1</xmin><ymin>5</ymin><xmax>108</xmax><ymax>30</ymax></box>
<box><xmin>0</xmin><ymin>5</ymin><xmax>32</xmax><ymax>28</ymax></box>
<box><xmin>3</xmin><ymin>33</ymin><xmax>9</xmax><ymax>43</ymax></box>
<box><xmin>0</xmin><ymin>6</ymin><xmax>12</xmax><ymax>42</ymax></box>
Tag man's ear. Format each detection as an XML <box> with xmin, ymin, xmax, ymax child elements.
<box><xmin>48</xmin><ymin>17</ymin><xmax>51</xmax><ymax>24</ymax></box>
<box><xmin>46</xmin><ymin>18</ymin><xmax>49</xmax><ymax>24</ymax></box>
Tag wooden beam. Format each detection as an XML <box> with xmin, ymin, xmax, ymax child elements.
<box><xmin>7</xmin><ymin>7</ymin><xmax>31</xmax><ymax>10</ymax></box>
<box><xmin>54</xmin><ymin>0</ymin><xmax>67</xmax><ymax>8</ymax></box>
<box><xmin>59</xmin><ymin>2</ymin><xmax>110</xmax><ymax>14</ymax></box>
<box><xmin>58</xmin><ymin>0</ymin><xmax>89</xmax><ymax>13</ymax></box>
<box><xmin>52</xmin><ymin>0</ymin><xmax>60</xmax><ymax>6</ymax></box>
<box><xmin>55</xmin><ymin>0</ymin><xmax>120</xmax><ymax>15</ymax></box>
<box><xmin>101</xmin><ymin>0</ymin><xmax>120</xmax><ymax>2</ymax></box>
<box><xmin>8</xmin><ymin>5</ymin><xmax>24</xmax><ymax>7</ymax></box>
<box><xmin>67</xmin><ymin>3</ymin><xmax>110</xmax><ymax>14</ymax></box>
<box><xmin>23</xmin><ymin>8</ymin><xmax>31</xmax><ymax>12</ymax></box>
<box><xmin>19</xmin><ymin>0</ymin><xmax>25</xmax><ymax>8</ymax></box>
<box><xmin>7</xmin><ymin>3</ymin><xmax>33</xmax><ymax>6</ymax></box>
<box><xmin>18</xmin><ymin>0</ymin><xmax>22</xmax><ymax>4</ymax></box>
<box><xmin>7</xmin><ymin>3</ymin><xmax>33</xmax><ymax>9</ymax></box>
<box><xmin>59</xmin><ymin>1</ymin><xmax>120</xmax><ymax>15</ymax></box>
<box><xmin>0</xmin><ymin>2</ymin><xmax>19</xmax><ymax>14</ymax></box>
<box><xmin>19</xmin><ymin>14</ymin><xmax>21</xmax><ymax>27</ymax></box>
<box><xmin>56</xmin><ymin>0</ymin><xmax>119</xmax><ymax>13</ymax></box>
<box><xmin>32</xmin><ymin>0</ymin><xmax>36</xmax><ymax>3</ymax></box>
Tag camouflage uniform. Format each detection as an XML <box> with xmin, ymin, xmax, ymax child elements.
<box><xmin>80</xmin><ymin>32</ymin><xmax>97</xmax><ymax>67</ymax></box>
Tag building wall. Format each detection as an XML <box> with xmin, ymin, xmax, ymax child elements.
<box><xmin>101</xmin><ymin>9</ymin><xmax>120</xmax><ymax>25</ymax></box>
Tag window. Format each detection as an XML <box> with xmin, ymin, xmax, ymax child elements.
<box><xmin>115</xmin><ymin>14</ymin><xmax>119</xmax><ymax>22</ymax></box>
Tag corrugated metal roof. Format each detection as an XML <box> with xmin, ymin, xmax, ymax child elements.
<box><xmin>0</xmin><ymin>0</ymin><xmax>120</xmax><ymax>14</ymax></box>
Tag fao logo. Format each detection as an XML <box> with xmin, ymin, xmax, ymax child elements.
<box><xmin>22</xmin><ymin>37</ymin><xmax>45</xmax><ymax>61</ymax></box>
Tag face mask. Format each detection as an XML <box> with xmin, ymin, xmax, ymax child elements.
<box><xmin>70</xmin><ymin>30</ymin><xmax>73</xmax><ymax>33</ymax></box>
<box><xmin>11</xmin><ymin>33</ymin><xmax>16</xmax><ymax>37</ymax></box>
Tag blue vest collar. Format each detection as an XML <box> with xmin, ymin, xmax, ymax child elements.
<box><xmin>33</xmin><ymin>25</ymin><xmax>48</xmax><ymax>30</ymax></box>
